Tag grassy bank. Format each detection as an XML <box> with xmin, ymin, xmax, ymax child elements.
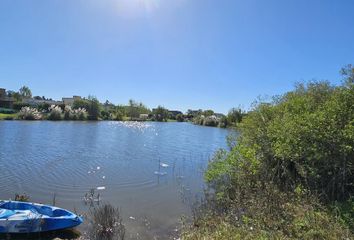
<box><xmin>182</xmin><ymin>68</ymin><xmax>354</xmax><ymax>239</ymax></box>
<box><xmin>0</xmin><ymin>113</ymin><xmax>17</xmax><ymax>120</ymax></box>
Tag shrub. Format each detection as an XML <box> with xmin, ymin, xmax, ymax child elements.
<box><xmin>13</xmin><ymin>102</ymin><xmax>30</xmax><ymax>111</ymax></box>
<box><xmin>88</xmin><ymin>204</ymin><xmax>125</xmax><ymax>240</ymax></box>
<box><xmin>0</xmin><ymin>107</ymin><xmax>16</xmax><ymax>114</ymax></box>
<box><xmin>176</xmin><ymin>114</ymin><xmax>184</xmax><ymax>122</ymax></box>
<box><xmin>114</xmin><ymin>110</ymin><xmax>124</xmax><ymax>121</ymax></box>
<box><xmin>64</xmin><ymin>105</ymin><xmax>72</xmax><ymax>120</ymax></box>
<box><xmin>14</xmin><ymin>193</ymin><xmax>30</xmax><ymax>202</ymax></box>
<box><xmin>184</xmin><ymin>77</ymin><xmax>354</xmax><ymax>239</ymax></box>
<box><xmin>203</xmin><ymin>115</ymin><xmax>219</xmax><ymax>127</ymax></box>
<box><xmin>48</xmin><ymin>105</ymin><xmax>63</xmax><ymax>120</ymax></box>
<box><xmin>18</xmin><ymin>107</ymin><xmax>42</xmax><ymax>120</ymax></box>
<box><xmin>75</xmin><ymin>108</ymin><xmax>88</xmax><ymax>120</ymax></box>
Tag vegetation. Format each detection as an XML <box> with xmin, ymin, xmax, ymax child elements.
<box><xmin>19</xmin><ymin>86</ymin><xmax>32</xmax><ymax>99</ymax></box>
<box><xmin>14</xmin><ymin>193</ymin><xmax>30</xmax><ymax>202</ymax></box>
<box><xmin>126</xmin><ymin>99</ymin><xmax>150</xmax><ymax>120</ymax></box>
<box><xmin>2</xmin><ymin>86</ymin><xmax>244</xmax><ymax>126</ymax></box>
<box><xmin>0</xmin><ymin>113</ymin><xmax>16</xmax><ymax>120</ymax></box>
<box><xmin>183</xmin><ymin>66</ymin><xmax>354</xmax><ymax>239</ymax></box>
<box><xmin>152</xmin><ymin>105</ymin><xmax>169</xmax><ymax>122</ymax></box>
<box><xmin>48</xmin><ymin>105</ymin><xmax>63</xmax><ymax>120</ymax></box>
<box><xmin>192</xmin><ymin>108</ymin><xmax>245</xmax><ymax>128</ymax></box>
<box><xmin>88</xmin><ymin>204</ymin><xmax>125</xmax><ymax>240</ymax></box>
<box><xmin>18</xmin><ymin>107</ymin><xmax>42</xmax><ymax>120</ymax></box>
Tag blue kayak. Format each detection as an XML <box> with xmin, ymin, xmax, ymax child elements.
<box><xmin>0</xmin><ymin>201</ymin><xmax>83</xmax><ymax>233</ymax></box>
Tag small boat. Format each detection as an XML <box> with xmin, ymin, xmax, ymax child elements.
<box><xmin>0</xmin><ymin>200</ymin><xmax>83</xmax><ymax>233</ymax></box>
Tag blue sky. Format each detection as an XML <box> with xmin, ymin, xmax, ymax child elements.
<box><xmin>1</xmin><ymin>0</ymin><xmax>353</xmax><ymax>113</ymax></box>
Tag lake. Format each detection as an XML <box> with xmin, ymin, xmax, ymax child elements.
<box><xmin>0</xmin><ymin>121</ymin><xmax>230</xmax><ymax>239</ymax></box>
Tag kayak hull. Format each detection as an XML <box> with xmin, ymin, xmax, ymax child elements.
<box><xmin>0</xmin><ymin>201</ymin><xmax>83</xmax><ymax>233</ymax></box>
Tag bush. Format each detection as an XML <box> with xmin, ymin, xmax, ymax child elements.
<box><xmin>18</xmin><ymin>107</ymin><xmax>42</xmax><ymax>120</ymax></box>
<box><xmin>48</xmin><ymin>105</ymin><xmax>63</xmax><ymax>120</ymax></box>
<box><xmin>76</xmin><ymin>108</ymin><xmax>88</xmax><ymax>120</ymax></box>
<box><xmin>203</xmin><ymin>115</ymin><xmax>219</xmax><ymax>127</ymax></box>
<box><xmin>114</xmin><ymin>110</ymin><xmax>124</xmax><ymax>121</ymax></box>
<box><xmin>184</xmin><ymin>76</ymin><xmax>354</xmax><ymax>239</ymax></box>
<box><xmin>14</xmin><ymin>193</ymin><xmax>30</xmax><ymax>202</ymax></box>
<box><xmin>88</xmin><ymin>204</ymin><xmax>125</xmax><ymax>240</ymax></box>
<box><xmin>176</xmin><ymin>114</ymin><xmax>184</xmax><ymax>122</ymax></box>
<box><xmin>13</xmin><ymin>102</ymin><xmax>30</xmax><ymax>111</ymax></box>
<box><xmin>63</xmin><ymin>105</ymin><xmax>87</xmax><ymax>120</ymax></box>
<box><xmin>0</xmin><ymin>107</ymin><xmax>16</xmax><ymax>114</ymax></box>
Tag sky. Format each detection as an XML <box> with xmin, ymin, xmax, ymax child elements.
<box><xmin>0</xmin><ymin>0</ymin><xmax>354</xmax><ymax>113</ymax></box>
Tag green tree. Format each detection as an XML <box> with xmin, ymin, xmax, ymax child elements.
<box><xmin>341</xmin><ymin>64</ymin><xmax>354</xmax><ymax>86</ymax></box>
<box><xmin>114</xmin><ymin>109</ymin><xmax>124</xmax><ymax>121</ymax></box>
<box><xmin>176</xmin><ymin>114</ymin><xmax>184</xmax><ymax>122</ymax></box>
<box><xmin>19</xmin><ymin>86</ymin><xmax>32</xmax><ymax>99</ymax></box>
<box><xmin>153</xmin><ymin>106</ymin><xmax>169</xmax><ymax>122</ymax></box>
<box><xmin>72</xmin><ymin>96</ymin><xmax>100</xmax><ymax>120</ymax></box>
<box><xmin>227</xmin><ymin>107</ymin><xmax>243</xmax><ymax>125</ymax></box>
<box><xmin>87</xmin><ymin>96</ymin><xmax>101</xmax><ymax>120</ymax></box>
<box><xmin>127</xmin><ymin>99</ymin><xmax>139</xmax><ymax>120</ymax></box>
<box><xmin>203</xmin><ymin>109</ymin><xmax>214</xmax><ymax>117</ymax></box>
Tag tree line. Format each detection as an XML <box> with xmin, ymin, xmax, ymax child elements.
<box><xmin>3</xmin><ymin>87</ymin><xmax>244</xmax><ymax>126</ymax></box>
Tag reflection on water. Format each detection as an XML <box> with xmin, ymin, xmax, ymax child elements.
<box><xmin>0</xmin><ymin>121</ymin><xmax>230</xmax><ymax>239</ymax></box>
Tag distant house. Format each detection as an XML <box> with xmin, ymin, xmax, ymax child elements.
<box><xmin>0</xmin><ymin>88</ymin><xmax>14</xmax><ymax>108</ymax></box>
<box><xmin>62</xmin><ymin>96</ymin><xmax>81</xmax><ymax>106</ymax></box>
<box><xmin>139</xmin><ymin>114</ymin><xmax>149</xmax><ymax>120</ymax></box>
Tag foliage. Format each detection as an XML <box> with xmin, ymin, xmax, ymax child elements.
<box><xmin>191</xmin><ymin>108</ymin><xmax>243</xmax><ymax>128</ymax></box>
<box><xmin>341</xmin><ymin>64</ymin><xmax>354</xmax><ymax>86</ymax></box>
<box><xmin>332</xmin><ymin>197</ymin><xmax>354</xmax><ymax>232</ymax></box>
<box><xmin>227</xmin><ymin>107</ymin><xmax>243</xmax><ymax>126</ymax></box>
<box><xmin>219</xmin><ymin>116</ymin><xmax>229</xmax><ymax>128</ymax></box>
<box><xmin>18</xmin><ymin>107</ymin><xmax>42</xmax><ymax>120</ymax></box>
<box><xmin>185</xmin><ymin>67</ymin><xmax>354</xmax><ymax>239</ymax></box>
<box><xmin>37</xmin><ymin>103</ymin><xmax>50</xmax><ymax>112</ymax></box>
<box><xmin>152</xmin><ymin>105</ymin><xmax>169</xmax><ymax>122</ymax></box>
<box><xmin>126</xmin><ymin>99</ymin><xmax>150</xmax><ymax>120</ymax></box>
<box><xmin>0</xmin><ymin>113</ymin><xmax>16</xmax><ymax>120</ymax></box>
<box><xmin>19</xmin><ymin>86</ymin><xmax>32</xmax><ymax>99</ymax></box>
<box><xmin>193</xmin><ymin>115</ymin><xmax>205</xmax><ymax>125</ymax></box>
<box><xmin>101</xmin><ymin>110</ymin><xmax>111</xmax><ymax>120</ymax></box>
<box><xmin>183</xmin><ymin>189</ymin><xmax>352</xmax><ymax>239</ymax></box>
<box><xmin>204</xmin><ymin>115</ymin><xmax>219</xmax><ymax>127</ymax></box>
<box><xmin>13</xmin><ymin>102</ymin><xmax>30</xmax><ymax>110</ymax></box>
<box><xmin>14</xmin><ymin>193</ymin><xmax>30</xmax><ymax>202</ymax></box>
<box><xmin>88</xmin><ymin>204</ymin><xmax>125</xmax><ymax>240</ymax></box>
<box><xmin>193</xmin><ymin>114</ymin><xmax>221</xmax><ymax>127</ymax></box>
<box><xmin>0</xmin><ymin>107</ymin><xmax>16</xmax><ymax>114</ymax></box>
<box><xmin>208</xmin><ymin>80</ymin><xmax>354</xmax><ymax>202</ymax></box>
<box><xmin>64</xmin><ymin>105</ymin><xmax>87</xmax><ymax>120</ymax></box>
<box><xmin>203</xmin><ymin>110</ymin><xmax>215</xmax><ymax>117</ymax></box>
<box><xmin>7</xmin><ymin>90</ymin><xmax>23</xmax><ymax>102</ymax></box>
<box><xmin>73</xmin><ymin>96</ymin><xmax>101</xmax><ymax>120</ymax></box>
<box><xmin>114</xmin><ymin>109</ymin><xmax>124</xmax><ymax>121</ymax></box>
<box><xmin>47</xmin><ymin>105</ymin><xmax>63</xmax><ymax>120</ymax></box>
<box><xmin>176</xmin><ymin>114</ymin><xmax>184</xmax><ymax>122</ymax></box>
<box><xmin>87</xmin><ymin>96</ymin><xmax>101</xmax><ymax>120</ymax></box>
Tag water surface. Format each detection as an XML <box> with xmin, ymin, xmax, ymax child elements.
<box><xmin>0</xmin><ymin>121</ymin><xmax>229</xmax><ymax>239</ymax></box>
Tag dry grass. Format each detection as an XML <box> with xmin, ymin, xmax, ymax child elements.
<box><xmin>88</xmin><ymin>204</ymin><xmax>125</xmax><ymax>240</ymax></box>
